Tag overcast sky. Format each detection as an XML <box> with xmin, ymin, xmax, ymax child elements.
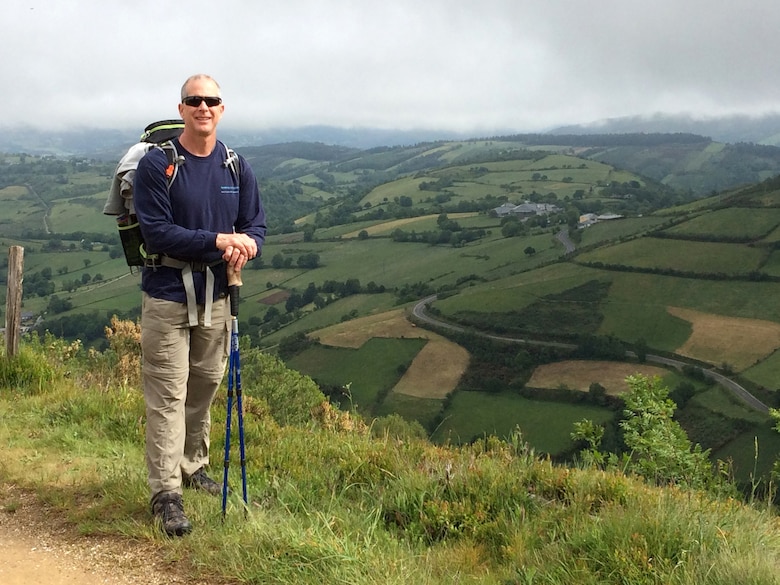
<box><xmin>5</xmin><ymin>0</ymin><xmax>780</xmax><ymax>134</ymax></box>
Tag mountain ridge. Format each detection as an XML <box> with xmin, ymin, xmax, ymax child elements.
<box><xmin>551</xmin><ymin>112</ymin><xmax>780</xmax><ymax>146</ymax></box>
<box><xmin>5</xmin><ymin>111</ymin><xmax>780</xmax><ymax>157</ymax></box>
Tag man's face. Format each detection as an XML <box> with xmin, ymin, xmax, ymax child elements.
<box><xmin>178</xmin><ymin>77</ymin><xmax>224</xmax><ymax>137</ymax></box>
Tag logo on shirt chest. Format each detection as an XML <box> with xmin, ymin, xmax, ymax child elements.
<box><xmin>221</xmin><ymin>185</ymin><xmax>239</xmax><ymax>196</ymax></box>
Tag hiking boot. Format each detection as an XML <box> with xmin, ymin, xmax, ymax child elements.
<box><xmin>183</xmin><ymin>467</ymin><xmax>221</xmax><ymax>496</ymax></box>
<box><xmin>151</xmin><ymin>492</ymin><xmax>192</xmax><ymax>537</ymax></box>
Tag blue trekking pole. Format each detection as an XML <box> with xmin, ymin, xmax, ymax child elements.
<box><xmin>222</xmin><ymin>266</ymin><xmax>248</xmax><ymax>518</ymax></box>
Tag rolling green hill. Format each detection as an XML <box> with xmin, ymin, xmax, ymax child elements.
<box><xmin>6</xmin><ymin>136</ymin><xmax>780</xmax><ymax>480</ymax></box>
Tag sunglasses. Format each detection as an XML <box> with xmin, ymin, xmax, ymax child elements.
<box><xmin>182</xmin><ymin>96</ymin><xmax>223</xmax><ymax>108</ymax></box>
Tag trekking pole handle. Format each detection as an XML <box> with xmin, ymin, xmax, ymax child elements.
<box><xmin>227</xmin><ymin>264</ymin><xmax>242</xmax><ymax>317</ymax></box>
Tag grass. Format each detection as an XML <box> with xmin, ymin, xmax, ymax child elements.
<box><xmin>258</xmin><ymin>293</ymin><xmax>400</xmax><ymax>347</ymax></box>
<box><xmin>577</xmin><ymin>237</ymin><xmax>765</xmax><ymax>275</ymax></box>
<box><xmin>435</xmin><ymin>262</ymin><xmax>599</xmax><ymax>315</ymax></box>
<box><xmin>5</xmin><ymin>335</ymin><xmax>780</xmax><ymax>584</ymax></box>
<box><xmin>689</xmin><ymin>385</ymin><xmax>767</xmax><ymax>424</ymax></box>
<box><xmin>431</xmin><ymin>390</ymin><xmax>616</xmax><ymax>455</ymax></box>
<box><xmin>661</xmin><ymin>207</ymin><xmax>780</xmax><ymax>240</ymax></box>
<box><xmin>48</xmin><ymin>194</ymin><xmax>108</xmax><ymax>233</ymax></box>
<box><xmin>374</xmin><ymin>391</ymin><xmax>443</xmax><ymax>429</ymax></box>
<box><xmin>285</xmin><ymin>337</ymin><xmax>427</xmax><ymax>415</ymax></box>
<box><xmin>577</xmin><ymin>216</ymin><xmax>670</xmax><ymax>247</ymax></box>
<box><xmin>742</xmin><ymin>350</ymin><xmax>780</xmax><ymax>389</ymax></box>
<box><xmin>599</xmin><ymin>293</ymin><xmax>693</xmax><ymax>349</ymax></box>
<box><xmin>712</xmin><ymin>422</ymin><xmax>780</xmax><ymax>484</ymax></box>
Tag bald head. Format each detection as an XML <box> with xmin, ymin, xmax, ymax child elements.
<box><xmin>180</xmin><ymin>74</ymin><xmax>221</xmax><ymax>101</ymax></box>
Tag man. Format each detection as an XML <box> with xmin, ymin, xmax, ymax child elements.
<box><xmin>133</xmin><ymin>74</ymin><xmax>266</xmax><ymax>536</ymax></box>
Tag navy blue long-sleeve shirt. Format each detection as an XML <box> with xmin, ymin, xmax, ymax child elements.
<box><xmin>134</xmin><ymin>139</ymin><xmax>266</xmax><ymax>305</ymax></box>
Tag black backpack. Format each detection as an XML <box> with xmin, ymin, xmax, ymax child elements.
<box><xmin>104</xmin><ymin>120</ymin><xmax>239</xmax><ymax>268</ymax></box>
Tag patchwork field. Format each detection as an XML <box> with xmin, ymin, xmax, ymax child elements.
<box><xmin>667</xmin><ymin>306</ymin><xmax>780</xmax><ymax>371</ymax></box>
<box><xmin>311</xmin><ymin>308</ymin><xmax>469</xmax><ymax>400</ymax></box>
<box><xmin>526</xmin><ymin>360</ymin><xmax>670</xmax><ymax>395</ymax></box>
<box><xmin>577</xmin><ymin>237</ymin><xmax>764</xmax><ymax>275</ymax></box>
<box><xmin>661</xmin><ymin>207</ymin><xmax>780</xmax><ymax>240</ymax></box>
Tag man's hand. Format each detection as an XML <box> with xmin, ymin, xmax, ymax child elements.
<box><xmin>216</xmin><ymin>233</ymin><xmax>257</xmax><ymax>270</ymax></box>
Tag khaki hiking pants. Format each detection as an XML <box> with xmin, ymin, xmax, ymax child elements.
<box><xmin>141</xmin><ymin>293</ymin><xmax>230</xmax><ymax>498</ymax></box>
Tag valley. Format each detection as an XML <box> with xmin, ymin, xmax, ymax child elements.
<box><xmin>4</xmin><ymin>132</ymin><xmax>780</xmax><ymax>482</ymax></box>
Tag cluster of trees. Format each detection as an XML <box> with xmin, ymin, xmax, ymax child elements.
<box><xmin>23</xmin><ymin>265</ymin><xmax>104</xmax><ymax>299</ymax></box>
<box><xmin>266</xmin><ymin>251</ymin><xmax>321</xmax><ymax>270</ymax></box>
<box><xmin>496</xmin><ymin>203</ymin><xmax>585</xmax><ymax>237</ymax></box>
<box><xmin>25</xmin><ymin>268</ymin><xmax>56</xmax><ymax>297</ymax></box>
<box><xmin>36</xmin><ymin>307</ymin><xmax>139</xmax><ymax>349</ymax></box>
<box><xmin>390</xmin><ymin>226</ymin><xmax>487</xmax><ymax>247</ymax></box>
<box><xmin>385</xmin><ymin>213</ymin><xmax>488</xmax><ymax>247</ymax></box>
<box><xmin>418</xmin><ymin>177</ymin><xmax>454</xmax><ymax>191</ymax></box>
<box><xmin>248</xmin><ymin>278</ymin><xmax>387</xmax><ymax>342</ymax></box>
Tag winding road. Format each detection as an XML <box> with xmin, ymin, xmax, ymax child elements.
<box><xmin>412</xmin><ymin>295</ymin><xmax>770</xmax><ymax>413</ymax></box>
<box><xmin>25</xmin><ymin>183</ymin><xmax>51</xmax><ymax>234</ymax></box>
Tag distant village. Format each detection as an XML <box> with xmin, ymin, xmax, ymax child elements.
<box><xmin>492</xmin><ymin>201</ymin><xmax>623</xmax><ymax>228</ymax></box>
<box><xmin>0</xmin><ymin>311</ymin><xmax>39</xmax><ymax>338</ymax></box>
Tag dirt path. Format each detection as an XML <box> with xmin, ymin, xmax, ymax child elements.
<box><xmin>0</xmin><ymin>485</ymin><xmax>215</xmax><ymax>585</ymax></box>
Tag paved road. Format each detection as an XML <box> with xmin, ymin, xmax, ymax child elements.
<box><xmin>556</xmin><ymin>228</ymin><xmax>576</xmax><ymax>254</ymax></box>
<box><xmin>412</xmin><ymin>295</ymin><xmax>770</xmax><ymax>413</ymax></box>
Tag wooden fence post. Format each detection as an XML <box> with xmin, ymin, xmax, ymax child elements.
<box><xmin>5</xmin><ymin>245</ymin><xmax>24</xmax><ymax>358</ymax></box>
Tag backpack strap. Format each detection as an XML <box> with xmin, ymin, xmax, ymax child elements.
<box><xmin>157</xmin><ymin>257</ymin><xmax>216</xmax><ymax>328</ymax></box>
<box><xmin>158</xmin><ymin>140</ymin><xmax>238</xmax><ymax>183</ymax></box>
<box><xmin>223</xmin><ymin>144</ymin><xmax>240</xmax><ymax>177</ymax></box>
<box><xmin>156</xmin><ymin>141</ymin><xmax>185</xmax><ymax>187</ymax></box>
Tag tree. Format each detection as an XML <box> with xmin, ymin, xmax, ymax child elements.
<box><xmin>523</xmin><ymin>246</ymin><xmax>536</xmax><ymax>256</ymax></box>
<box><xmin>634</xmin><ymin>338</ymin><xmax>648</xmax><ymax>363</ymax></box>
<box><xmin>571</xmin><ymin>418</ymin><xmax>606</xmax><ymax>466</ymax></box>
<box><xmin>620</xmin><ymin>374</ymin><xmax>713</xmax><ymax>489</ymax></box>
<box><xmin>285</xmin><ymin>292</ymin><xmax>303</xmax><ymax>312</ymax></box>
<box><xmin>501</xmin><ymin>220</ymin><xmax>524</xmax><ymax>238</ymax></box>
<box><xmin>341</xmin><ymin>278</ymin><xmax>361</xmax><ymax>296</ymax></box>
<box><xmin>263</xmin><ymin>306</ymin><xmax>280</xmax><ymax>323</ymax></box>
<box><xmin>297</xmin><ymin>253</ymin><xmax>320</xmax><ymax>269</ymax></box>
<box><xmin>47</xmin><ymin>295</ymin><xmax>73</xmax><ymax>314</ymax></box>
<box><xmin>587</xmin><ymin>382</ymin><xmax>607</xmax><ymax>405</ymax></box>
<box><xmin>271</xmin><ymin>253</ymin><xmax>285</xmax><ymax>269</ymax></box>
<box><xmin>302</xmin><ymin>282</ymin><xmax>318</xmax><ymax>304</ymax></box>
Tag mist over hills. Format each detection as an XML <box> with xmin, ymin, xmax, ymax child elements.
<box><xmin>551</xmin><ymin>112</ymin><xmax>780</xmax><ymax>146</ymax></box>
<box><xmin>0</xmin><ymin>124</ymin><xmax>477</xmax><ymax>158</ymax></box>
<box><xmin>5</xmin><ymin>111</ymin><xmax>780</xmax><ymax>157</ymax></box>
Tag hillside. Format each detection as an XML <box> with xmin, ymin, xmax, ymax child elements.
<box><xmin>241</xmin><ymin>132</ymin><xmax>780</xmax><ymax>199</ymax></box>
<box><xmin>5</xmin><ymin>135</ymin><xmax>780</xmax><ymax>480</ymax></box>
<box><xmin>3</xmin><ymin>333</ymin><xmax>780</xmax><ymax>584</ymax></box>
